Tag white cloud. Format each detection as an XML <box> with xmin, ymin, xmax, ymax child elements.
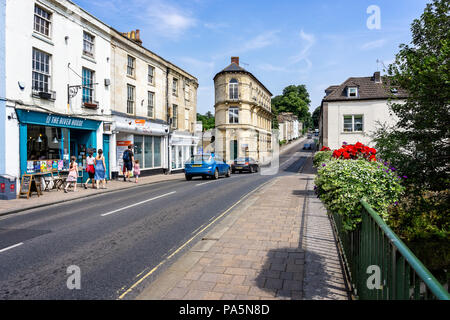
<box><xmin>144</xmin><ymin>1</ymin><xmax>197</xmax><ymax>38</ymax></box>
<box><xmin>290</xmin><ymin>29</ymin><xmax>316</xmax><ymax>73</ymax></box>
<box><xmin>360</xmin><ymin>39</ymin><xmax>387</xmax><ymax>50</ymax></box>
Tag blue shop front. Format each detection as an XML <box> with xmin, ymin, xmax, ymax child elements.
<box><xmin>16</xmin><ymin>109</ymin><xmax>101</xmax><ymax>181</ymax></box>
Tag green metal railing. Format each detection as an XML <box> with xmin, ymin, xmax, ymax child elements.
<box><xmin>330</xmin><ymin>198</ymin><xmax>450</xmax><ymax>300</ymax></box>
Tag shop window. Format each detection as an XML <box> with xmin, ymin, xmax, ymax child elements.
<box><xmin>134</xmin><ymin>135</ymin><xmax>144</xmax><ymax>166</ymax></box>
<box><xmin>144</xmin><ymin>136</ymin><xmax>153</xmax><ymax>168</ymax></box>
<box><xmin>154</xmin><ymin>137</ymin><xmax>161</xmax><ymax>167</ymax></box>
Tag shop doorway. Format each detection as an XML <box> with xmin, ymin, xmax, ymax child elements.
<box><xmin>70</xmin><ymin>129</ymin><xmax>96</xmax><ymax>182</ymax></box>
<box><xmin>103</xmin><ymin>134</ymin><xmax>110</xmax><ymax>180</ymax></box>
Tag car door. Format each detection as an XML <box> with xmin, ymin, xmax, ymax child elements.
<box><xmin>215</xmin><ymin>155</ymin><xmax>225</xmax><ymax>174</ymax></box>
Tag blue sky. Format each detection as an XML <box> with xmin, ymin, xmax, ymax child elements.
<box><xmin>72</xmin><ymin>0</ymin><xmax>431</xmax><ymax>115</ymax></box>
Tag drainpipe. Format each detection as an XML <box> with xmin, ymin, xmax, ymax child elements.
<box><xmin>166</xmin><ymin>66</ymin><xmax>171</xmax><ymax>174</ymax></box>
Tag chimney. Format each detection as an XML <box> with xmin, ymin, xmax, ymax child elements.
<box><xmin>231</xmin><ymin>56</ymin><xmax>239</xmax><ymax>65</ymax></box>
<box><xmin>373</xmin><ymin>71</ymin><xmax>381</xmax><ymax>83</ymax></box>
<box><xmin>122</xmin><ymin>29</ymin><xmax>143</xmax><ymax>45</ymax></box>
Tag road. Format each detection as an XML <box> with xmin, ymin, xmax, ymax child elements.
<box><xmin>0</xmin><ymin>139</ymin><xmax>314</xmax><ymax>300</ymax></box>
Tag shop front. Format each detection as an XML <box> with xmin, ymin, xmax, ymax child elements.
<box><xmin>170</xmin><ymin>132</ymin><xmax>199</xmax><ymax>171</ymax></box>
<box><xmin>112</xmin><ymin>115</ymin><xmax>169</xmax><ymax>177</ymax></box>
<box><xmin>16</xmin><ymin>109</ymin><xmax>101</xmax><ymax>180</ymax></box>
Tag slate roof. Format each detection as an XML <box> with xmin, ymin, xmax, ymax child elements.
<box><xmin>323</xmin><ymin>74</ymin><xmax>408</xmax><ymax>102</ymax></box>
<box><xmin>214</xmin><ymin>62</ymin><xmax>273</xmax><ymax>96</ymax></box>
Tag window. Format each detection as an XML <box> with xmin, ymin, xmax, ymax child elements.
<box><xmin>229</xmin><ymin>107</ymin><xmax>239</xmax><ymax>124</ymax></box>
<box><xmin>172</xmin><ymin>78</ymin><xmax>178</xmax><ymax>96</ymax></box>
<box><xmin>147</xmin><ymin>91</ymin><xmax>154</xmax><ymax>118</ymax></box>
<box><xmin>347</xmin><ymin>87</ymin><xmax>358</xmax><ymax>97</ymax></box>
<box><xmin>82</xmin><ymin>68</ymin><xmax>94</xmax><ymax>104</ymax></box>
<box><xmin>185</xmin><ymin>84</ymin><xmax>190</xmax><ymax>101</ymax></box>
<box><xmin>83</xmin><ymin>32</ymin><xmax>95</xmax><ymax>57</ymax></box>
<box><xmin>127</xmin><ymin>55</ymin><xmax>135</xmax><ymax>77</ymax></box>
<box><xmin>185</xmin><ymin>108</ymin><xmax>190</xmax><ymax>131</ymax></box>
<box><xmin>34</xmin><ymin>5</ymin><xmax>51</xmax><ymax>37</ymax></box>
<box><xmin>229</xmin><ymin>78</ymin><xmax>239</xmax><ymax>100</ymax></box>
<box><xmin>172</xmin><ymin>104</ymin><xmax>178</xmax><ymax>128</ymax></box>
<box><xmin>148</xmin><ymin>65</ymin><xmax>154</xmax><ymax>84</ymax></box>
<box><xmin>127</xmin><ymin>84</ymin><xmax>135</xmax><ymax>114</ymax></box>
<box><xmin>343</xmin><ymin>115</ymin><xmax>363</xmax><ymax>132</ymax></box>
<box><xmin>32</xmin><ymin>48</ymin><xmax>51</xmax><ymax>93</ymax></box>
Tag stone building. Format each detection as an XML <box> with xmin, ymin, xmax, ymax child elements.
<box><xmin>213</xmin><ymin>57</ymin><xmax>273</xmax><ymax>163</ymax></box>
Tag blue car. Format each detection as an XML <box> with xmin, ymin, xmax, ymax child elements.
<box><xmin>184</xmin><ymin>153</ymin><xmax>231</xmax><ymax>181</ymax></box>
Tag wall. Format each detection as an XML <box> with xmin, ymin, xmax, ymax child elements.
<box><xmin>325</xmin><ymin>99</ymin><xmax>401</xmax><ymax>149</ymax></box>
<box><xmin>0</xmin><ymin>0</ymin><xmax>5</xmax><ymax>174</ymax></box>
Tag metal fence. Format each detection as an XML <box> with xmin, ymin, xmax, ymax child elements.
<box><xmin>330</xmin><ymin>198</ymin><xmax>450</xmax><ymax>300</ymax></box>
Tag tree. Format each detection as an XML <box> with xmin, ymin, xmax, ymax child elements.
<box><xmin>373</xmin><ymin>0</ymin><xmax>450</xmax><ymax>192</ymax></box>
<box><xmin>312</xmin><ymin>106</ymin><xmax>321</xmax><ymax>129</ymax></box>
<box><xmin>197</xmin><ymin>112</ymin><xmax>215</xmax><ymax>131</ymax></box>
<box><xmin>271</xmin><ymin>84</ymin><xmax>312</xmax><ymax>129</ymax></box>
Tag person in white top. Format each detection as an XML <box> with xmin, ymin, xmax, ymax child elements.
<box><xmin>84</xmin><ymin>150</ymin><xmax>96</xmax><ymax>189</ymax></box>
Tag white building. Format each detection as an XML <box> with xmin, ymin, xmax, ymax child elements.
<box><xmin>319</xmin><ymin>72</ymin><xmax>407</xmax><ymax>150</ymax></box>
<box><xmin>2</xmin><ymin>0</ymin><xmax>112</xmax><ymax>185</ymax></box>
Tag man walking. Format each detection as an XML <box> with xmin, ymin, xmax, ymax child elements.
<box><xmin>123</xmin><ymin>144</ymin><xmax>134</xmax><ymax>182</ymax></box>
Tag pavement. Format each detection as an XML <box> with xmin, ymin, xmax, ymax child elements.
<box><xmin>136</xmin><ymin>151</ymin><xmax>350</xmax><ymax>300</ymax></box>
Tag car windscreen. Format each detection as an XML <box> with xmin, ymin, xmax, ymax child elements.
<box><xmin>188</xmin><ymin>155</ymin><xmax>212</xmax><ymax>163</ymax></box>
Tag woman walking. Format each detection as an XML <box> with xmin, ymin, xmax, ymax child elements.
<box><xmin>84</xmin><ymin>150</ymin><xmax>95</xmax><ymax>189</ymax></box>
<box><xmin>64</xmin><ymin>156</ymin><xmax>78</xmax><ymax>193</ymax></box>
<box><xmin>94</xmin><ymin>149</ymin><xmax>107</xmax><ymax>189</ymax></box>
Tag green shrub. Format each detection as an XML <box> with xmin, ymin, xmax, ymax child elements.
<box><xmin>315</xmin><ymin>159</ymin><xmax>404</xmax><ymax>231</ymax></box>
<box><xmin>313</xmin><ymin>151</ymin><xmax>333</xmax><ymax>168</ymax></box>
<box><xmin>279</xmin><ymin>140</ymin><xmax>287</xmax><ymax>146</ymax></box>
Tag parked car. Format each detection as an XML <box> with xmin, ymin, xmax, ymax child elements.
<box><xmin>184</xmin><ymin>153</ymin><xmax>231</xmax><ymax>180</ymax></box>
<box><xmin>307</xmin><ymin>133</ymin><xmax>312</xmax><ymax>139</ymax></box>
<box><xmin>303</xmin><ymin>143</ymin><xmax>312</xmax><ymax>150</ymax></box>
<box><xmin>231</xmin><ymin>157</ymin><xmax>259</xmax><ymax>174</ymax></box>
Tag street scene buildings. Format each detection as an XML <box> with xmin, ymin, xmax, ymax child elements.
<box><xmin>0</xmin><ymin>0</ymin><xmax>448</xmax><ymax>306</ymax></box>
<box><xmin>213</xmin><ymin>57</ymin><xmax>273</xmax><ymax>163</ymax></box>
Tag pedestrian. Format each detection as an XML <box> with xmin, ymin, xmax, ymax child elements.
<box><xmin>64</xmin><ymin>156</ymin><xmax>78</xmax><ymax>193</ymax></box>
<box><xmin>122</xmin><ymin>144</ymin><xmax>134</xmax><ymax>182</ymax></box>
<box><xmin>94</xmin><ymin>149</ymin><xmax>107</xmax><ymax>189</ymax></box>
<box><xmin>84</xmin><ymin>150</ymin><xmax>95</xmax><ymax>189</ymax></box>
<box><xmin>133</xmin><ymin>159</ymin><xmax>140</xmax><ymax>183</ymax></box>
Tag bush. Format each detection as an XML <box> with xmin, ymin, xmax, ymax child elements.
<box><xmin>315</xmin><ymin>159</ymin><xmax>404</xmax><ymax>231</ymax></box>
<box><xmin>313</xmin><ymin>151</ymin><xmax>333</xmax><ymax>168</ymax></box>
<box><xmin>279</xmin><ymin>140</ymin><xmax>287</xmax><ymax>146</ymax></box>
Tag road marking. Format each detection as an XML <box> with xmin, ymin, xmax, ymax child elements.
<box><xmin>117</xmin><ymin>178</ymin><xmax>273</xmax><ymax>300</ymax></box>
<box><xmin>196</xmin><ymin>180</ymin><xmax>219</xmax><ymax>186</ymax></box>
<box><xmin>100</xmin><ymin>191</ymin><xmax>176</xmax><ymax>217</ymax></box>
<box><xmin>0</xmin><ymin>242</ymin><xmax>24</xmax><ymax>253</ymax></box>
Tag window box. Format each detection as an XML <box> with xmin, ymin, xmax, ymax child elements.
<box><xmin>32</xmin><ymin>89</ymin><xmax>56</xmax><ymax>101</ymax></box>
<box><xmin>83</xmin><ymin>102</ymin><xmax>98</xmax><ymax>109</ymax></box>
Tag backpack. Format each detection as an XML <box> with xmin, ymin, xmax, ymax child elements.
<box><xmin>123</xmin><ymin>150</ymin><xmax>130</xmax><ymax>162</ymax></box>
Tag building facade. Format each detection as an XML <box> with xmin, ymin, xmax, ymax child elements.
<box><xmin>319</xmin><ymin>72</ymin><xmax>407</xmax><ymax>149</ymax></box>
<box><xmin>214</xmin><ymin>57</ymin><xmax>273</xmax><ymax>163</ymax></box>
<box><xmin>3</xmin><ymin>0</ymin><xmax>111</xmax><ymax>183</ymax></box>
<box><xmin>0</xmin><ymin>0</ymin><xmax>199</xmax><ymax>195</ymax></box>
<box><xmin>277</xmin><ymin>112</ymin><xmax>301</xmax><ymax>142</ymax></box>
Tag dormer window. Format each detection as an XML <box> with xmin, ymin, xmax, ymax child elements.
<box><xmin>347</xmin><ymin>87</ymin><xmax>358</xmax><ymax>98</ymax></box>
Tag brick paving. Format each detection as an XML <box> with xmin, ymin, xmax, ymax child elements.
<box><xmin>136</xmin><ymin>155</ymin><xmax>349</xmax><ymax>300</ymax></box>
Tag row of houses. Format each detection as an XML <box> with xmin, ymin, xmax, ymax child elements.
<box><xmin>0</xmin><ymin>0</ymin><xmax>200</xmax><ymax>187</ymax></box>
<box><xmin>277</xmin><ymin>112</ymin><xmax>302</xmax><ymax>143</ymax></box>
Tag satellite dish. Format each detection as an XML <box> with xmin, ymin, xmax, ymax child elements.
<box><xmin>18</xmin><ymin>81</ymin><xmax>25</xmax><ymax>90</ymax></box>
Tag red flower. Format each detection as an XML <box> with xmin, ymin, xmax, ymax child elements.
<box><xmin>320</xmin><ymin>146</ymin><xmax>331</xmax><ymax>152</ymax></box>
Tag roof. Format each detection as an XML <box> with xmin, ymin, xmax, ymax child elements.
<box><xmin>323</xmin><ymin>74</ymin><xmax>408</xmax><ymax>102</ymax></box>
<box><xmin>214</xmin><ymin>63</ymin><xmax>273</xmax><ymax>96</ymax></box>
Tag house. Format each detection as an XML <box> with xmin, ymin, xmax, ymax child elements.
<box><xmin>1</xmin><ymin>0</ymin><xmax>111</xmax><ymax>183</ymax></box>
<box><xmin>319</xmin><ymin>71</ymin><xmax>407</xmax><ymax>150</ymax></box>
<box><xmin>277</xmin><ymin>112</ymin><xmax>301</xmax><ymax>142</ymax></box>
<box><xmin>213</xmin><ymin>57</ymin><xmax>273</xmax><ymax>163</ymax></box>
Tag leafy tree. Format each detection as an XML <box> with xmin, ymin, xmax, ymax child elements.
<box><xmin>197</xmin><ymin>112</ymin><xmax>215</xmax><ymax>131</ymax></box>
<box><xmin>312</xmin><ymin>106</ymin><xmax>321</xmax><ymax>129</ymax></box>
<box><xmin>271</xmin><ymin>84</ymin><xmax>312</xmax><ymax>129</ymax></box>
<box><xmin>373</xmin><ymin>0</ymin><xmax>450</xmax><ymax>192</ymax></box>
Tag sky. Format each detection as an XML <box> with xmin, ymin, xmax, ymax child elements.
<box><xmin>72</xmin><ymin>0</ymin><xmax>431</xmax><ymax>115</ymax></box>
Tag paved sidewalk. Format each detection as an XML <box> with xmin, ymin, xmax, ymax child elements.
<box><xmin>136</xmin><ymin>155</ymin><xmax>349</xmax><ymax>300</ymax></box>
<box><xmin>0</xmin><ymin>173</ymin><xmax>184</xmax><ymax>216</ymax></box>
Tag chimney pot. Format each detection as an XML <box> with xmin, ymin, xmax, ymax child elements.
<box><xmin>374</xmin><ymin>71</ymin><xmax>381</xmax><ymax>83</ymax></box>
<box><xmin>231</xmin><ymin>56</ymin><xmax>239</xmax><ymax>66</ymax></box>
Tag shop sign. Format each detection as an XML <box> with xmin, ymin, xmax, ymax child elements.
<box><xmin>45</xmin><ymin>115</ymin><xmax>84</xmax><ymax>127</ymax></box>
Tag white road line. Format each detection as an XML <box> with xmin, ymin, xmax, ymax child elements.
<box><xmin>0</xmin><ymin>242</ymin><xmax>24</xmax><ymax>253</ymax></box>
<box><xmin>196</xmin><ymin>180</ymin><xmax>220</xmax><ymax>186</ymax></box>
<box><xmin>100</xmin><ymin>191</ymin><xmax>176</xmax><ymax>217</ymax></box>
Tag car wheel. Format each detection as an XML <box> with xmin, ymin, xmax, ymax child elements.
<box><xmin>185</xmin><ymin>175</ymin><xmax>192</xmax><ymax>181</ymax></box>
<box><xmin>226</xmin><ymin>168</ymin><xmax>231</xmax><ymax>177</ymax></box>
<box><xmin>202</xmin><ymin>175</ymin><xmax>207</xmax><ymax>180</ymax></box>
<box><xmin>212</xmin><ymin>168</ymin><xmax>219</xmax><ymax>180</ymax></box>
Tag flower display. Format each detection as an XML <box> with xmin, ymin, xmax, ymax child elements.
<box><xmin>332</xmin><ymin>142</ymin><xmax>377</xmax><ymax>162</ymax></box>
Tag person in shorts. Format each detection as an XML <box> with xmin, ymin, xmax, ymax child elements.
<box><xmin>123</xmin><ymin>144</ymin><xmax>134</xmax><ymax>182</ymax></box>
